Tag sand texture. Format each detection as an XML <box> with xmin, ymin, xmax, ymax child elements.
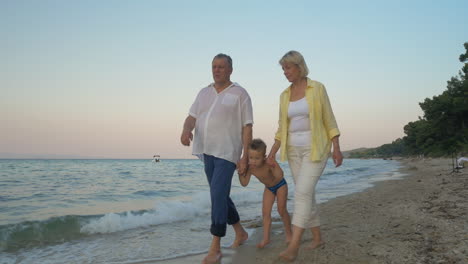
<box><xmin>156</xmin><ymin>158</ymin><xmax>468</xmax><ymax>263</ymax></box>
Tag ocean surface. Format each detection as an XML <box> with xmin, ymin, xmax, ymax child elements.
<box><xmin>0</xmin><ymin>158</ymin><xmax>403</xmax><ymax>264</ymax></box>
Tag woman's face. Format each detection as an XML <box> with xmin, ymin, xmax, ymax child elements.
<box><xmin>282</xmin><ymin>62</ymin><xmax>301</xmax><ymax>83</ymax></box>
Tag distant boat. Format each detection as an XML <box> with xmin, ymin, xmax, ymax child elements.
<box><xmin>153</xmin><ymin>155</ymin><xmax>160</xmax><ymax>162</ymax></box>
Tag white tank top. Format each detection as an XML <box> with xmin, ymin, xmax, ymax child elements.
<box><xmin>288</xmin><ymin>97</ymin><xmax>311</xmax><ymax>146</ymax></box>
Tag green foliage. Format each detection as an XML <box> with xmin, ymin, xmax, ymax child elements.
<box><xmin>351</xmin><ymin>42</ymin><xmax>468</xmax><ymax>159</ymax></box>
<box><xmin>349</xmin><ymin>138</ymin><xmax>406</xmax><ymax>159</ymax></box>
<box><xmin>403</xmin><ymin>42</ymin><xmax>468</xmax><ymax>156</ymax></box>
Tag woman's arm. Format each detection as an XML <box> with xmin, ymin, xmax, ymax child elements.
<box><xmin>270</xmin><ymin>158</ymin><xmax>284</xmax><ymax>179</ymax></box>
<box><xmin>331</xmin><ymin>136</ymin><xmax>343</xmax><ymax>167</ymax></box>
<box><xmin>320</xmin><ymin>85</ymin><xmax>340</xmax><ymax>140</ymax></box>
<box><xmin>268</xmin><ymin>95</ymin><xmax>284</xmax><ymax>167</ymax></box>
<box><xmin>267</xmin><ymin>139</ymin><xmax>281</xmax><ymax>167</ymax></box>
<box><xmin>319</xmin><ymin>84</ymin><xmax>342</xmax><ymax>167</ymax></box>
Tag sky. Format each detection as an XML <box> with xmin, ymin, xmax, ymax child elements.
<box><xmin>1</xmin><ymin>0</ymin><xmax>467</xmax><ymax>159</ymax></box>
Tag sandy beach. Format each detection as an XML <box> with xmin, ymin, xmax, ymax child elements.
<box><xmin>155</xmin><ymin>158</ymin><xmax>467</xmax><ymax>264</ymax></box>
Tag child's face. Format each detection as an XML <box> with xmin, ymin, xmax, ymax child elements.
<box><xmin>248</xmin><ymin>149</ymin><xmax>265</xmax><ymax>168</ymax></box>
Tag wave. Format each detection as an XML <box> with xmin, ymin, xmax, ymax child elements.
<box><xmin>80</xmin><ymin>194</ymin><xmax>211</xmax><ymax>234</ymax></box>
<box><xmin>322</xmin><ymin>166</ymin><xmax>369</xmax><ymax>177</ymax></box>
<box><xmin>0</xmin><ymin>215</ymin><xmax>89</xmax><ymax>252</ymax></box>
<box><xmin>0</xmin><ymin>192</ymin><xmax>214</xmax><ymax>252</ymax></box>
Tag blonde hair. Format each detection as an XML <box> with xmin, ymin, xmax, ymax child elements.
<box><xmin>279</xmin><ymin>50</ymin><xmax>309</xmax><ymax>78</ymax></box>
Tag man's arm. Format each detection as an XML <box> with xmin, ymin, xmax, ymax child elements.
<box><xmin>238</xmin><ymin>166</ymin><xmax>252</xmax><ymax>187</ymax></box>
<box><xmin>237</xmin><ymin>124</ymin><xmax>252</xmax><ymax>174</ymax></box>
<box><xmin>180</xmin><ymin>116</ymin><xmax>196</xmax><ymax>146</ymax></box>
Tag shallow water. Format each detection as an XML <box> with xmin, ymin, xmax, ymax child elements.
<box><xmin>0</xmin><ymin>158</ymin><xmax>403</xmax><ymax>263</ymax></box>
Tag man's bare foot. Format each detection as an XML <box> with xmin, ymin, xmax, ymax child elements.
<box><xmin>256</xmin><ymin>239</ymin><xmax>270</xmax><ymax>248</ymax></box>
<box><xmin>231</xmin><ymin>230</ymin><xmax>248</xmax><ymax>248</ymax></box>
<box><xmin>307</xmin><ymin>240</ymin><xmax>325</xmax><ymax>249</ymax></box>
<box><xmin>202</xmin><ymin>251</ymin><xmax>222</xmax><ymax>264</ymax></box>
<box><xmin>279</xmin><ymin>247</ymin><xmax>298</xmax><ymax>262</ymax></box>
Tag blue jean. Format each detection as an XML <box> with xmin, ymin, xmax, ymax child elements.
<box><xmin>203</xmin><ymin>154</ymin><xmax>240</xmax><ymax>237</ymax></box>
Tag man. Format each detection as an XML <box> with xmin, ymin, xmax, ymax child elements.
<box><xmin>180</xmin><ymin>54</ymin><xmax>252</xmax><ymax>264</ymax></box>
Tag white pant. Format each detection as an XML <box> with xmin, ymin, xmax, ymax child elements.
<box><xmin>287</xmin><ymin>145</ymin><xmax>328</xmax><ymax>228</ymax></box>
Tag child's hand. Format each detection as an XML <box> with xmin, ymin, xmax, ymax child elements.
<box><xmin>237</xmin><ymin>165</ymin><xmax>246</xmax><ymax>176</ymax></box>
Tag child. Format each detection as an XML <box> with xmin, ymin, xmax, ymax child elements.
<box><xmin>238</xmin><ymin>138</ymin><xmax>292</xmax><ymax>248</ymax></box>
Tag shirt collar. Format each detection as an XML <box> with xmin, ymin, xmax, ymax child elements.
<box><xmin>284</xmin><ymin>78</ymin><xmax>314</xmax><ymax>95</ymax></box>
<box><xmin>209</xmin><ymin>82</ymin><xmax>237</xmax><ymax>94</ymax></box>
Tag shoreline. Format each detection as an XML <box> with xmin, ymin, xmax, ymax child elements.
<box><xmin>152</xmin><ymin>158</ymin><xmax>468</xmax><ymax>263</ymax></box>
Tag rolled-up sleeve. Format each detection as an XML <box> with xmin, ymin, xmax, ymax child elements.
<box><xmin>320</xmin><ymin>85</ymin><xmax>340</xmax><ymax>139</ymax></box>
<box><xmin>274</xmin><ymin>102</ymin><xmax>282</xmax><ymax>141</ymax></box>
<box><xmin>241</xmin><ymin>96</ymin><xmax>253</xmax><ymax>126</ymax></box>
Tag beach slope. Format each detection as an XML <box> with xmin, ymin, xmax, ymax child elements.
<box><xmin>155</xmin><ymin>158</ymin><xmax>467</xmax><ymax>263</ymax></box>
<box><xmin>231</xmin><ymin>158</ymin><xmax>467</xmax><ymax>264</ymax></box>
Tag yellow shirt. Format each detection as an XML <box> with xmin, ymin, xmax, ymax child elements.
<box><xmin>275</xmin><ymin>78</ymin><xmax>340</xmax><ymax>161</ymax></box>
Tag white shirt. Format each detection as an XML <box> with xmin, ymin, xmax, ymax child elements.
<box><xmin>288</xmin><ymin>97</ymin><xmax>311</xmax><ymax>146</ymax></box>
<box><xmin>189</xmin><ymin>82</ymin><xmax>253</xmax><ymax>164</ymax></box>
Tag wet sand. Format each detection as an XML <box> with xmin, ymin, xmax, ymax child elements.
<box><xmin>154</xmin><ymin>158</ymin><xmax>468</xmax><ymax>263</ymax></box>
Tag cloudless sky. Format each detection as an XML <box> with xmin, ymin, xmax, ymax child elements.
<box><xmin>1</xmin><ymin>0</ymin><xmax>467</xmax><ymax>159</ymax></box>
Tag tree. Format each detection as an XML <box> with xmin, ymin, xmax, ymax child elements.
<box><xmin>403</xmin><ymin>42</ymin><xmax>468</xmax><ymax>156</ymax></box>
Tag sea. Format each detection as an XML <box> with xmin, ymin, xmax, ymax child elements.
<box><xmin>0</xmin><ymin>158</ymin><xmax>404</xmax><ymax>264</ymax></box>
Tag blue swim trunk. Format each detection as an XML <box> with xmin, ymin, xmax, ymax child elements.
<box><xmin>267</xmin><ymin>178</ymin><xmax>287</xmax><ymax>195</ymax></box>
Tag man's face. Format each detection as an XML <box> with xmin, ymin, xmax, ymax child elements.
<box><xmin>212</xmin><ymin>58</ymin><xmax>232</xmax><ymax>83</ymax></box>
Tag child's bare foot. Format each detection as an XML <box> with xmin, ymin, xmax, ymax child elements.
<box><xmin>231</xmin><ymin>230</ymin><xmax>248</xmax><ymax>248</ymax></box>
<box><xmin>307</xmin><ymin>240</ymin><xmax>325</xmax><ymax>249</ymax></box>
<box><xmin>279</xmin><ymin>247</ymin><xmax>298</xmax><ymax>262</ymax></box>
<box><xmin>256</xmin><ymin>239</ymin><xmax>270</xmax><ymax>248</ymax></box>
<box><xmin>202</xmin><ymin>251</ymin><xmax>222</xmax><ymax>264</ymax></box>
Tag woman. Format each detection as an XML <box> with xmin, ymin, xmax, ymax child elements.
<box><xmin>267</xmin><ymin>50</ymin><xmax>343</xmax><ymax>261</ymax></box>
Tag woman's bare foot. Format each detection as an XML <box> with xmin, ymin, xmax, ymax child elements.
<box><xmin>279</xmin><ymin>247</ymin><xmax>298</xmax><ymax>262</ymax></box>
<box><xmin>307</xmin><ymin>240</ymin><xmax>325</xmax><ymax>249</ymax></box>
<box><xmin>202</xmin><ymin>251</ymin><xmax>222</xmax><ymax>264</ymax></box>
<box><xmin>231</xmin><ymin>230</ymin><xmax>249</xmax><ymax>248</ymax></box>
<box><xmin>256</xmin><ymin>239</ymin><xmax>270</xmax><ymax>248</ymax></box>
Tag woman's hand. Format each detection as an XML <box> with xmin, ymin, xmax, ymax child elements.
<box><xmin>266</xmin><ymin>154</ymin><xmax>277</xmax><ymax>168</ymax></box>
<box><xmin>331</xmin><ymin>136</ymin><xmax>343</xmax><ymax>167</ymax></box>
<box><xmin>332</xmin><ymin>148</ymin><xmax>343</xmax><ymax>167</ymax></box>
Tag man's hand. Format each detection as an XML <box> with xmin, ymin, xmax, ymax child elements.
<box><xmin>180</xmin><ymin>116</ymin><xmax>196</xmax><ymax>146</ymax></box>
<box><xmin>237</xmin><ymin>156</ymin><xmax>248</xmax><ymax>175</ymax></box>
<box><xmin>180</xmin><ymin>130</ymin><xmax>193</xmax><ymax>146</ymax></box>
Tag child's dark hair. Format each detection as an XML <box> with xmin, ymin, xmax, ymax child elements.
<box><xmin>249</xmin><ymin>138</ymin><xmax>267</xmax><ymax>154</ymax></box>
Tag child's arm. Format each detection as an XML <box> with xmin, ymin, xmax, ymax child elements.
<box><xmin>238</xmin><ymin>166</ymin><xmax>252</xmax><ymax>187</ymax></box>
<box><xmin>270</xmin><ymin>159</ymin><xmax>284</xmax><ymax>179</ymax></box>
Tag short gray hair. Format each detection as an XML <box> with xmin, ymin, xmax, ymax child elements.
<box><xmin>279</xmin><ymin>50</ymin><xmax>309</xmax><ymax>78</ymax></box>
<box><xmin>213</xmin><ymin>53</ymin><xmax>233</xmax><ymax>69</ymax></box>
